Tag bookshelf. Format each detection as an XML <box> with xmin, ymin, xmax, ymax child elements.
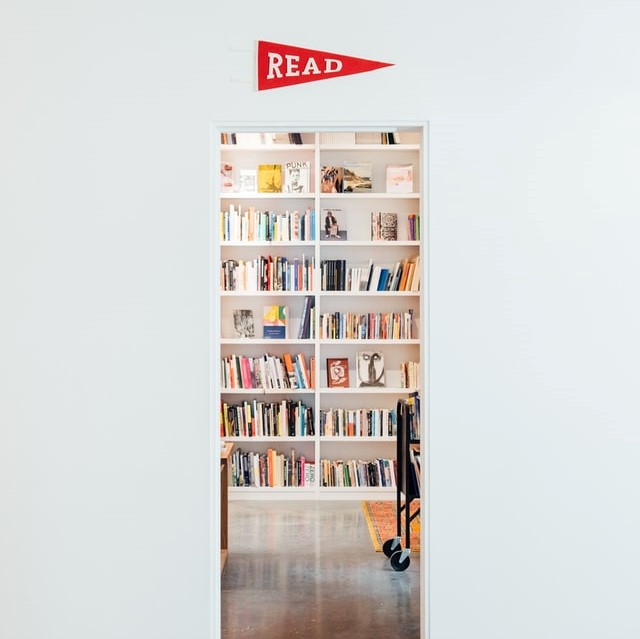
<box><xmin>213</xmin><ymin>124</ymin><xmax>427</xmax><ymax>500</ymax></box>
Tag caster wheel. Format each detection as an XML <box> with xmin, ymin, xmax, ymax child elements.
<box><xmin>390</xmin><ymin>550</ymin><xmax>410</xmax><ymax>571</ymax></box>
<box><xmin>382</xmin><ymin>538</ymin><xmax>400</xmax><ymax>558</ymax></box>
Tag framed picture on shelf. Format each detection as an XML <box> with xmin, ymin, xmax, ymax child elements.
<box><xmin>327</xmin><ymin>357</ymin><xmax>350</xmax><ymax>388</ymax></box>
<box><xmin>343</xmin><ymin>162</ymin><xmax>373</xmax><ymax>193</ymax></box>
<box><xmin>257</xmin><ymin>164</ymin><xmax>283</xmax><ymax>193</ymax></box>
<box><xmin>262</xmin><ymin>305</ymin><xmax>287</xmax><ymax>339</ymax></box>
<box><xmin>321</xmin><ymin>208</ymin><xmax>347</xmax><ymax>240</ymax></box>
<box><xmin>233</xmin><ymin>309</ymin><xmax>255</xmax><ymax>338</ymax></box>
<box><xmin>356</xmin><ymin>351</ymin><xmax>385</xmax><ymax>387</ymax></box>
<box><xmin>320</xmin><ymin>165</ymin><xmax>343</xmax><ymax>193</ymax></box>
<box><xmin>386</xmin><ymin>163</ymin><xmax>413</xmax><ymax>193</ymax></box>
<box><xmin>283</xmin><ymin>161</ymin><xmax>310</xmax><ymax>194</ymax></box>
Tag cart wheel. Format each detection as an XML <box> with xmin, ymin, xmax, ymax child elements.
<box><xmin>382</xmin><ymin>538</ymin><xmax>400</xmax><ymax>558</ymax></box>
<box><xmin>390</xmin><ymin>550</ymin><xmax>411</xmax><ymax>571</ymax></box>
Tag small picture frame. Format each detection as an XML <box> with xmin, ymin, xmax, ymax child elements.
<box><xmin>327</xmin><ymin>357</ymin><xmax>350</xmax><ymax>388</ymax></box>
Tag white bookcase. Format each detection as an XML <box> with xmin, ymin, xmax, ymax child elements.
<box><xmin>212</xmin><ymin>124</ymin><xmax>428</xmax><ymax>500</ymax></box>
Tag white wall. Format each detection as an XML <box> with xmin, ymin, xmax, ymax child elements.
<box><xmin>2</xmin><ymin>1</ymin><xmax>639</xmax><ymax>638</ymax></box>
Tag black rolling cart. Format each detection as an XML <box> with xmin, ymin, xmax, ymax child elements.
<box><xmin>383</xmin><ymin>396</ymin><xmax>421</xmax><ymax>571</ymax></box>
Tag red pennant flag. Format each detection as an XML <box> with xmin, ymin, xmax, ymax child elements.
<box><xmin>257</xmin><ymin>40</ymin><xmax>394</xmax><ymax>91</ymax></box>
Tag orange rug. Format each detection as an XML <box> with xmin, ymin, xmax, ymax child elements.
<box><xmin>362</xmin><ymin>500</ymin><xmax>420</xmax><ymax>553</ymax></box>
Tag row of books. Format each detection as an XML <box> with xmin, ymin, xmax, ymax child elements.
<box><xmin>319</xmin><ymin>309</ymin><xmax>414</xmax><ymax>340</ymax></box>
<box><xmin>221</xmin><ymin>352</ymin><xmax>314</xmax><ymax>390</ymax></box>
<box><xmin>230</xmin><ymin>447</ymin><xmax>314</xmax><ymax>488</ymax></box>
<box><xmin>319</xmin><ymin>458</ymin><xmax>397</xmax><ymax>488</ymax></box>
<box><xmin>221</xmin><ymin>132</ymin><xmax>304</xmax><ymax>145</ymax></box>
<box><xmin>220</xmin><ymin>399</ymin><xmax>314</xmax><ymax>438</ymax></box>
<box><xmin>320</xmin><ymin>256</ymin><xmax>420</xmax><ymax>292</ymax></box>
<box><xmin>318</xmin><ymin>132</ymin><xmax>400</xmax><ymax>145</ymax></box>
<box><xmin>221</xmin><ymin>131</ymin><xmax>403</xmax><ymax>146</ymax></box>
<box><xmin>221</xmin><ymin>255</ymin><xmax>314</xmax><ymax>292</ymax></box>
<box><xmin>319</xmin><ymin>407</ymin><xmax>398</xmax><ymax>437</ymax></box>
<box><xmin>400</xmin><ymin>361</ymin><xmax>420</xmax><ymax>390</ymax></box>
<box><xmin>221</xmin><ymin>205</ymin><xmax>316</xmax><ymax>242</ymax></box>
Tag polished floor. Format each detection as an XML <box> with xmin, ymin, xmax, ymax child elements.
<box><xmin>222</xmin><ymin>500</ymin><xmax>420</xmax><ymax>638</ymax></box>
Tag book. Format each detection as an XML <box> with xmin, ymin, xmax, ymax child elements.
<box><xmin>319</xmin><ymin>132</ymin><xmax>356</xmax><ymax>145</ymax></box>
<box><xmin>283</xmin><ymin>161</ymin><xmax>310</xmax><ymax>194</ymax></box>
<box><xmin>233</xmin><ymin>309</ymin><xmax>254</xmax><ymax>338</ymax></box>
<box><xmin>327</xmin><ymin>358</ymin><xmax>350</xmax><ymax>388</ymax></box>
<box><xmin>257</xmin><ymin>164</ymin><xmax>282</xmax><ymax>193</ymax></box>
<box><xmin>220</xmin><ymin>162</ymin><xmax>234</xmax><ymax>193</ymax></box>
<box><xmin>262</xmin><ymin>305</ymin><xmax>287</xmax><ymax>339</ymax></box>
<box><xmin>355</xmin><ymin>132</ymin><xmax>382</xmax><ymax>144</ymax></box>
<box><xmin>320</xmin><ymin>165</ymin><xmax>343</xmax><ymax>193</ymax></box>
<box><xmin>342</xmin><ymin>162</ymin><xmax>373</xmax><ymax>193</ymax></box>
<box><xmin>297</xmin><ymin>295</ymin><xmax>315</xmax><ymax>339</ymax></box>
<box><xmin>238</xmin><ymin>169</ymin><xmax>257</xmax><ymax>193</ymax></box>
<box><xmin>321</xmin><ymin>208</ymin><xmax>347</xmax><ymax>240</ymax></box>
<box><xmin>356</xmin><ymin>351</ymin><xmax>385</xmax><ymax>387</ymax></box>
<box><xmin>386</xmin><ymin>164</ymin><xmax>413</xmax><ymax>193</ymax></box>
<box><xmin>371</xmin><ymin>211</ymin><xmax>398</xmax><ymax>241</ymax></box>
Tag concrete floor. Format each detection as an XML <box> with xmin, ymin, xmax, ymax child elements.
<box><xmin>222</xmin><ymin>500</ymin><xmax>420</xmax><ymax>638</ymax></box>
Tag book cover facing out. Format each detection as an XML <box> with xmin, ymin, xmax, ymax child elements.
<box><xmin>321</xmin><ymin>208</ymin><xmax>347</xmax><ymax>240</ymax></box>
<box><xmin>386</xmin><ymin>163</ymin><xmax>413</xmax><ymax>193</ymax></box>
<box><xmin>257</xmin><ymin>164</ymin><xmax>283</xmax><ymax>193</ymax></box>
<box><xmin>233</xmin><ymin>309</ymin><xmax>254</xmax><ymax>338</ymax></box>
<box><xmin>342</xmin><ymin>162</ymin><xmax>372</xmax><ymax>193</ymax></box>
<box><xmin>283</xmin><ymin>161</ymin><xmax>310</xmax><ymax>193</ymax></box>
<box><xmin>327</xmin><ymin>357</ymin><xmax>350</xmax><ymax>388</ymax></box>
<box><xmin>263</xmin><ymin>305</ymin><xmax>287</xmax><ymax>338</ymax></box>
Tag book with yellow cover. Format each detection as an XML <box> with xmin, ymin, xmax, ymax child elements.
<box><xmin>257</xmin><ymin>164</ymin><xmax>282</xmax><ymax>193</ymax></box>
<box><xmin>262</xmin><ymin>305</ymin><xmax>287</xmax><ymax>339</ymax></box>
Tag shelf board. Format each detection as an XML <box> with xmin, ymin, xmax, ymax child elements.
<box><xmin>319</xmin><ymin>338</ymin><xmax>419</xmax><ymax>345</ymax></box>
<box><xmin>224</xmin><ymin>436</ymin><xmax>315</xmax><ymax>442</ymax></box>
<box><xmin>320</xmin><ymin>387</ymin><xmax>418</xmax><ymax>394</ymax></box>
<box><xmin>221</xmin><ymin>144</ymin><xmax>315</xmax><ymax>151</ymax></box>
<box><xmin>319</xmin><ymin>144</ymin><xmax>420</xmax><ymax>151</ymax></box>
<box><xmin>221</xmin><ymin>192</ymin><xmax>316</xmax><ymax>199</ymax></box>
<box><xmin>221</xmin><ymin>241</ymin><xmax>315</xmax><ymax>247</ymax></box>
<box><xmin>221</xmin><ymin>387</ymin><xmax>315</xmax><ymax>395</ymax></box>
<box><xmin>220</xmin><ymin>338</ymin><xmax>313</xmax><ymax>345</ymax></box>
<box><xmin>220</xmin><ymin>290</ymin><xmax>313</xmax><ymax>297</ymax></box>
<box><xmin>319</xmin><ymin>240</ymin><xmax>420</xmax><ymax>247</ymax></box>
<box><xmin>319</xmin><ymin>192</ymin><xmax>420</xmax><ymax>200</ymax></box>
<box><xmin>319</xmin><ymin>290</ymin><xmax>420</xmax><ymax>296</ymax></box>
<box><xmin>319</xmin><ymin>436</ymin><xmax>396</xmax><ymax>442</ymax></box>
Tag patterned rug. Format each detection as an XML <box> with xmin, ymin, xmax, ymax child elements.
<box><xmin>362</xmin><ymin>500</ymin><xmax>421</xmax><ymax>553</ymax></box>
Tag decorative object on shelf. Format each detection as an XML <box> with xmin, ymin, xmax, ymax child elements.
<box><xmin>220</xmin><ymin>162</ymin><xmax>234</xmax><ymax>193</ymax></box>
<box><xmin>322</xmin><ymin>208</ymin><xmax>347</xmax><ymax>240</ymax></box>
<box><xmin>371</xmin><ymin>211</ymin><xmax>398</xmax><ymax>241</ymax></box>
<box><xmin>238</xmin><ymin>169</ymin><xmax>257</xmax><ymax>192</ymax></box>
<box><xmin>327</xmin><ymin>357</ymin><xmax>350</xmax><ymax>388</ymax></box>
<box><xmin>343</xmin><ymin>162</ymin><xmax>373</xmax><ymax>192</ymax></box>
<box><xmin>258</xmin><ymin>164</ymin><xmax>283</xmax><ymax>193</ymax></box>
<box><xmin>283</xmin><ymin>161</ymin><xmax>311</xmax><ymax>193</ymax></box>
<box><xmin>356</xmin><ymin>351</ymin><xmax>385</xmax><ymax>387</ymax></box>
<box><xmin>233</xmin><ymin>309</ymin><xmax>255</xmax><ymax>338</ymax></box>
<box><xmin>262</xmin><ymin>305</ymin><xmax>287</xmax><ymax>339</ymax></box>
<box><xmin>385</xmin><ymin>163</ymin><xmax>413</xmax><ymax>193</ymax></box>
<box><xmin>320</xmin><ymin>165</ymin><xmax>343</xmax><ymax>193</ymax></box>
